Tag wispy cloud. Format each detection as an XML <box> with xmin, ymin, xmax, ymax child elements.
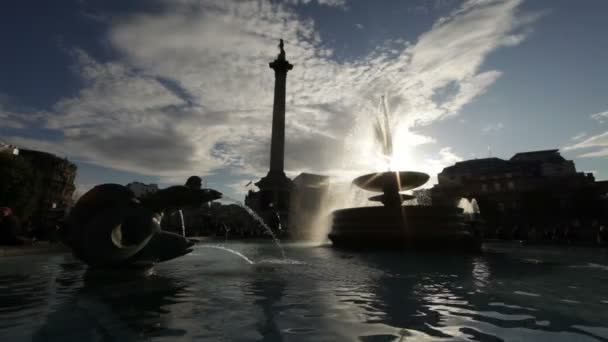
<box><xmin>286</xmin><ymin>0</ymin><xmax>347</xmax><ymax>7</ymax></box>
<box><xmin>482</xmin><ymin>122</ymin><xmax>504</xmax><ymax>134</ymax></box>
<box><xmin>3</xmin><ymin>0</ymin><xmax>537</xmax><ymax>184</ymax></box>
<box><xmin>563</xmin><ymin>131</ymin><xmax>608</xmax><ymax>158</ymax></box>
<box><xmin>591</xmin><ymin>110</ymin><xmax>608</xmax><ymax>123</ymax></box>
<box><xmin>571</xmin><ymin>132</ymin><xmax>587</xmax><ymax>141</ymax></box>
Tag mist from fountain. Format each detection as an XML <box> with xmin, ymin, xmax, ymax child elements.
<box><xmin>458</xmin><ymin>198</ymin><xmax>474</xmax><ymax>214</ymax></box>
<box><xmin>303</xmin><ymin>96</ymin><xmax>403</xmax><ymax>243</ymax></box>
<box><xmin>374</xmin><ymin>95</ymin><xmax>394</xmax><ymax>168</ymax></box>
<box><xmin>299</xmin><ymin>181</ymin><xmax>378</xmax><ymax>243</ymax></box>
<box><xmin>458</xmin><ymin>198</ymin><xmax>481</xmax><ymax>215</ymax></box>
<box><xmin>458</xmin><ymin>198</ymin><xmax>481</xmax><ymax>223</ymax></box>
<box><xmin>471</xmin><ymin>198</ymin><xmax>480</xmax><ymax>214</ymax></box>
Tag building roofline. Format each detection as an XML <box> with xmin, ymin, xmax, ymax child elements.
<box><xmin>510</xmin><ymin>149</ymin><xmax>559</xmax><ymax>157</ymax></box>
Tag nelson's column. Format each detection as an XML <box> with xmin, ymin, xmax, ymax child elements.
<box><xmin>245</xmin><ymin>39</ymin><xmax>293</xmax><ymax>232</ymax></box>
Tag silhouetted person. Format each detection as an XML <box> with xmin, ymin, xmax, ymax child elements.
<box><xmin>529</xmin><ymin>225</ymin><xmax>538</xmax><ymax>241</ymax></box>
<box><xmin>511</xmin><ymin>225</ymin><xmax>520</xmax><ymax>240</ymax></box>
<box><xmin>0</xmin><ymin>207</ymin><xmax>28</xmax><ymax>245</ymax></box>
<box><xmin>598</xmin><ymin>225</ymin><xmax>607</xmax><ymax>246</ymax></box>
<box><xmin>496</xmin><ymin>226</ymin><xmax>504</xmax><ymax>239</ymax></box>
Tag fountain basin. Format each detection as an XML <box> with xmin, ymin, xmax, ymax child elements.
<box><xmin>329</xmin><ymin>205</ymin><xmax>481</xmax><ymax>252</ymax></box>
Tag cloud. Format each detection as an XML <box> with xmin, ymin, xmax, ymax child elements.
<box><xmin>591</xmin><ymin>110</ymin><xmax>608</xmax><ymax>123</ymax></box>
<box><xmin>424</xmin><ymin>147</ymin><xmax>463</xmax><ymax>186</ymax></box>
<box><xmin>579</xmin><ymin>149</ymin><xmax>608</xmax><ymax>158</ymax></box>
<box><xmin>571</xmin><ymin>132</ymin><xmax>587</xmax><ymax>141</ymax></box>
<box><xmin>0</xmin><ymin>111</ymin><xmax>25</xmax><ymax>129</ymax></box>
<box><xmin>0</xmin><ymin>97</ymin><xmax>45</xmax><ymax>129</ymax></box>
<box><xmin>563</xmin><ymin>131</ymin><xmax>608</xmax><ymax>158</ymax></box>
<box><xmin>482</xmin><ymin>122</ymin><xmax>504</xmax><ymax>134</ymax></box>
<box><xmin>4</xmin><ymin>0</ymin><xmax>537</xmax><ymax>184</ymax></box>
<box><xmin>286</xmin><ymin>0</ymin><xmax>347</xmax><ymax>7</ymax></box>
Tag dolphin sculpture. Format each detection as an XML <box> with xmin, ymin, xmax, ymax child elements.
<box><xmin>63</xmin><ymin>184</ymin><xmax>222</xmax><ymax>268</ymax></box>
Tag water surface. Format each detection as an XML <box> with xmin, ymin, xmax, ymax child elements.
<box><xmin>1</xmin><ymin>242</ymin><xmax>608</xmax><ymax>341</ymax></box>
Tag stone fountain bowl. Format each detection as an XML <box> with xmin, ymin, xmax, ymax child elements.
<box><xmin>353</xmin><ymin>171</ymin><xmax>429</xmax><ymax>192</ymax></box>
<box><xmin>330</xmin><ymin>205</ymin><xmax>481</xmax><ymax>252</ymax></box>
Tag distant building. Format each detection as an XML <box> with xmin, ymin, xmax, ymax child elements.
<box><xmin>431</xmin><ymin>149</ymin><xmax>608</xmax><ymax>239</ymax></box>
<box><xmin>0</xmin><ymin>142</ymin><xmax>19</xmax><ymax>155</ymax></box>
<box><xmin>126</xmin><ymin>182</ymin><xmax>159</xmax><ymax>198</ymax></box>
<box><xmin>289</xmin><ymin>173</ymin><xmax>330</xmax><ymax>239</ymax></box>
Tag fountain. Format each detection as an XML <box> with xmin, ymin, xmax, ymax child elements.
<box><xmin>329</xmin><ymin>171</ymin><xmax>481</xmax><ymax>251</ymax></box>
<box><xmin>328</xmin><ymin>97</ymin><xmax>481</xmax><ymax>252</ymax></box>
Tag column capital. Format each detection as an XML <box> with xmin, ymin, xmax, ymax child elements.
<box><xmin>269</xmin><ymin>59</ymin><xmax>293</xmax><ymax>73</ymax></box>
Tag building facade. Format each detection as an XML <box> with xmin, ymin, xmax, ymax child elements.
<box><xmin>431</xmin><ymin>149</ymin><xmax>608</xmax><ymax>239</ymax></box>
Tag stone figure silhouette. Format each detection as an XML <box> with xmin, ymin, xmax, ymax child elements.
<box><xmin>63</xmin><ymin>183</ymin><xmax>221</xmax><ymax>268</ymax></box>
<box><xmin>278</xmin><ymin>39</ymin><xmax>285</xmax><ymax>59</ymax></box>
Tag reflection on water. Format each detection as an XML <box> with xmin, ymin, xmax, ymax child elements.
<box><xmin>1</xmin><ymin>243</ymin><xmax>608</xmax><ymax>341</ymax></box>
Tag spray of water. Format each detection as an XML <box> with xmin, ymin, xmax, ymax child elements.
<box><xmin>374</xmin><ymin>95</ymin><xmax>394</xmax><ymax>163</ymax></box>
<box><xmin>303</xmin><ymin>181</ymin><xmax>375</xmax><ymax>243</ymax></box>
<box><xmin>293</xmin><ymin>96</ymin><xmax>404</xmax><ymax>243</ymax></box>
<box><xmin>198</xmin><ymin>245</ymin><xmax>254</xmax><ymax>264</ymax></box>
<box><xmin>178</xmin><ymin>210</ymin><xmax>186</xmax><ymax>237</ymax></box>
<box><xmin>222</xmin><ymin>196</ymin><xmax>286</xmax><ymax>259</ymax></box>
<box><xmin>458</xmin><ymin>198</ymin><xmax>480</xmax><ymax>214</ymax></box>
<box><xmin>471</xmin><ymin>198</ymin><xmax>480</xmax><ymax>214</ymax></box>
<box><xmin>458</xmin><ymin>198</ymin><xmax>480</xmax><ymax>222</ymax></box>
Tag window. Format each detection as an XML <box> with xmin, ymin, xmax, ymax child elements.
<box><xmin>508</xmin><ymin>181</ymin><xmax>515</xmax><ymax>190</ymax></box>
<box><xmin>494</xmin><ymin>182</ymin><xmax>501</xmax><ymax>191</ymax></box>
<box><xmin>481</xmin><ymin>184</ymin><xmax>488</xmax><ymax>192</ymax></box>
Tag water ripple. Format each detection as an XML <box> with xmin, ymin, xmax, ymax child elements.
<box><xmin>1</xmin><ymin>244</ymin><xmax>608</xmax><ymax>341</ymax></box>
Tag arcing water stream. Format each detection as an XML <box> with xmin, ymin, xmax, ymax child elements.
<box><xmin>178</xmin><ymin>209</ymin><xmax>186</xmax><ymax>237</ymax></box>
<box><xmin>220</xmin><ymin>196</ymin><xmax>286</xmax><ymax>259</ymax></box>
<box><xmin>197</xmin><ymin>245</ymin><xmax>254</xmax><ymax>264</ymax></box>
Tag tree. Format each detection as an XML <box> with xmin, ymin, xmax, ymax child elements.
<box><xmin>0</xmin><ymin>154</ymin><xmax>43</xmax><ymax>219</ymax></box>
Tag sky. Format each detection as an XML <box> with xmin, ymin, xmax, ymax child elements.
<box><xmin>1</xmin><ymin>0</ymin><xmax>608</xmax><ymax>200</ymax></box>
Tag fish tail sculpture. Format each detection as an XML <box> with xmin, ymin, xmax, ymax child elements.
<box><xmin>64</xmin><ymin>184</ymin><xmax>222</xmax><ymax>268</ymax></box>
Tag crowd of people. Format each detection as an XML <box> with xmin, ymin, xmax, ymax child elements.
<box><xmin>0</xmin><ymin>207</ymin><xmax>30</xmax><ymax>245</ymax></box>
<box><xmin>480</xmin><ymin>219</ymin><xmax>608</xmax><ymax>245</ymax></box>
<box><xmin>0</xmin><ymin>206</ymin><xmax>67</xmax><ymax>246</ymax></box>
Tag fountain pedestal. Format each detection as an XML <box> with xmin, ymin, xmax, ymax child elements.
<box><xmin>329</xmin><ymin>171</ymin><xmax>481</xmax><ymax>252</ymax></box>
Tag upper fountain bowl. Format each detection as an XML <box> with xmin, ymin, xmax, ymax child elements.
<box><xmin>353</xmin><ymin>171</ymin><xmax>430</xmax><ymax>192</ymax></box>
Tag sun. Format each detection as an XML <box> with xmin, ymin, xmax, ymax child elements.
<box><xmin>375</xmin><ymin>124</ymin><xmax>425</xmax><ymax>172</ymax></box>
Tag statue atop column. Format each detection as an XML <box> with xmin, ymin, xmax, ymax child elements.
<box><xmin>278</xmin><ymin>39</ymin><xmax>286</xmax><ymax>60</ymax></box>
